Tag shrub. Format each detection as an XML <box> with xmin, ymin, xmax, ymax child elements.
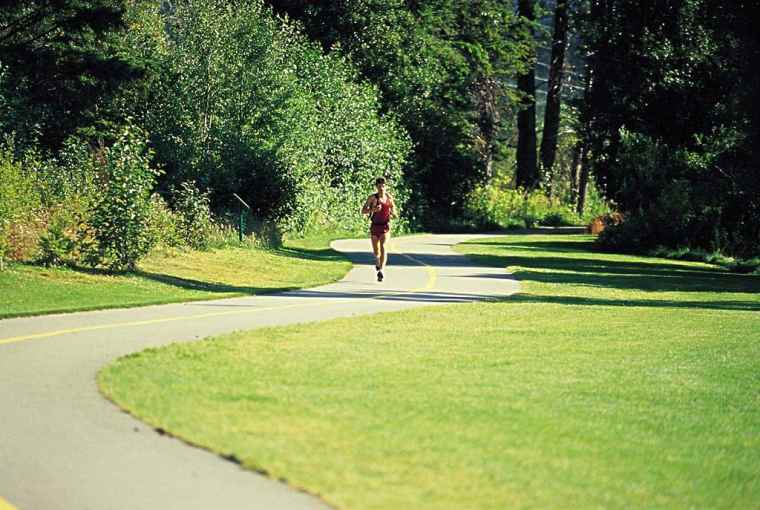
<box><xmin>463</xmin><ymin>175</ymin><xmax>585</xmax><ymax>230</ymax></box>
<box><xmin>0</xmin><ymin>145</ymin><xmax>41</xmax><ymax>268</ymax></box>
<box><xmin>728</xmin><ymin>257</ymin><xmax>760</xmax><ymax>274</ymax></box>
<box><xmin>595</xmin><ymin>215</ymin><xmax>653</xmax><ymax>253</ymax></box>
<box><xmin>587</xmin><ymin>212</ymin><xmax>624</xmax><ymax>235</ymax></box>
<box><xmin>596</xmin><ymin>128</ymin><xmax>759</xmax><ymax>258</ymax></box>
<box><xmin>37</xmin><ymin>203</ymin><xmax>98</xmax><ymax>267</ymax></box>
<box><xmin>171</xmin><ymin>182</ymin><xmax>214</xmax><ymax>250</ymax></box>
<box><xmin>145</xmin><ymin>193</ymin><xmax>183</xmax><ymax>248</ymax></box>
<box><xmin>539</xmin><ymin>209</ymin><xmax>579</xmax><ymax>227</ymax></box>
<box><xmin>29</xmin><ymin>137</ymin><xmax>103</xmax><ymax>210</ymax></box>
<box><xmin>91</xmin><ymin>125</ymin><xmax>160</xmax><ymax>271</ymax></box>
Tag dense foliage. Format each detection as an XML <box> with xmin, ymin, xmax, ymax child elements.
<box><xmin>0</xmin><ymin>0</ymin><xmax>138</xmax><ymax>150</ymax></box>
<box><xmin>90</xmin><ymin>125</ymin><xmax>158</xmax><ymax>270</ymax></box>
<box><xmin>1</xmin><ymin>0</ymin><xmax>758</xmax><ymax>272</ymax></box>
<box><xmin>119</xmin><ymin>0</ymin><xmax>410</xmax><ymax>234</ymax></box>
<box><xmin>266</xmin><ymin>0</ymin><xmax>535</xmax><ymax>226</ymax></box>
<box><xmin>582</xmin><ymin>0</ymin><xmax>760</xmax><ymax>257</ymax></box>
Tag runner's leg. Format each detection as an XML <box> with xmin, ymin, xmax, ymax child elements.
<box><xmin>370</xmin><ymin>235</ymin><xmax>382</xmax><ymax>269</ymax></box>
<box><xmin>378</xmin><ymin>231</ymin><xmax>390</xmax><ymax>270</ymax></box>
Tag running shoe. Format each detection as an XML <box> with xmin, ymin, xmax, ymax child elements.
<box><xmin>377</xmin><ymin>270</ymin><xmax>384</xmax><ymax>282</ymax></box>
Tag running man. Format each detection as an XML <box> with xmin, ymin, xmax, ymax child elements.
<box><xmin>361</xmin><ymin>177</ymin><xmax>396</xmax><ymax>282</ymax></box>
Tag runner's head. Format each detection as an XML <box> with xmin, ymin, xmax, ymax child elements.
<box><xmin>375</xmin><ymin>177</ymin><xmax>386</xmax><ymax>193</ymax></box>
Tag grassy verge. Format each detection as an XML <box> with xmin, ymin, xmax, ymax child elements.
<box><xmin>0</xmin><ymin>236</ymin><xmax>351</xmax><ymax>319</ymax></box>
<box><xmin>98</xmin><ymin>234</ymin><xmax>760</xmax><ymax>509</ymax></box>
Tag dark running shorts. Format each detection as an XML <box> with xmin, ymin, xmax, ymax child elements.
<box><xmin>370</xmin><ymin>223</ymin><xmax>390</xmax><ymax>237</ymax></box>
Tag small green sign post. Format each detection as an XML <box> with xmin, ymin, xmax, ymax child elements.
<box><xmin>232</xmin><ymin>193</ymin><xmax>251</xmax><ymax>242</ymax></box>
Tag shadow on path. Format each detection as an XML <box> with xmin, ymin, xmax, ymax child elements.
<box><xmin>186</xmin><ymin>288</ymin><xmax>497</xmax><ymax>305</ymax></box>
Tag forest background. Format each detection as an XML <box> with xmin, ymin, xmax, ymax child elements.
<box><xmin>1</xmin><ymin>0</ymin><xmax>757</xmax><ymax>272</ymax></box>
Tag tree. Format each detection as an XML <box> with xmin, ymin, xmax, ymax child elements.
<box><xmin>581</xmin><ymin>0</ymin><xmax>760</xmax><ymax>256</ymax></box>
<box><xmin>515</xmin><ymin>0</ymin><xmax>539</xmax><ymax>190</ymax></box>
<box><xmin>539</xmin><ymin>0</ymin><xmax>569</xmax><ymax>196</ymax></box>
<box><xmin>120</xmin><ymin>0</ymin><xmax>410</xmax><ymax>233</ymax></box>
<box><xmin>0</xmin><ymin>0</ymin><xmax>137</xmax><ymax>149</ymax></box>
<box><xmin>265</xmin><ymin>0</ymin><xmax>533</xmax><ymax>226</ymax></box>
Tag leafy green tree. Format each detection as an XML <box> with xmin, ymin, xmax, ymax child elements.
<box><xmin>119</xmin><ymin>0</ymin><xmax>410</xmax><ymax>234</ymax></box>
<box><xmin>267</xmin><ymin>0</ymin><xmax>534</xmax><ymax>226</ymax></box>
<box><xmin>91</xmin><ymin>124</ymin><xmax>159</xmax><ymax>271</ymax></box>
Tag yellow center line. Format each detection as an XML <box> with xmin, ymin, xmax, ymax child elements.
<box><xmin>0</xmin><ymin>496</ymin><xmax>18</xmax><ymax>510</ymax></box>
<box><xmin>0</xmin><ymin>244</ymin><xmax>438</xmax><ymax>347</ymax></box>
<box><xmin>0</xmin><ymin>300</ymin><xmax>353</xmax><ymax>347</ymax></box>
<box><xmin>393</xmin><ymin>250</ymin><xmax>437</xmax><ymax>292</ymax></box>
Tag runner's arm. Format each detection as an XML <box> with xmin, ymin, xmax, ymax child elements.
<box><xmin>389</xmin><ymin>194</ymin><xmax>398</xmax><ymax>218</ymax></box>
<box><xmin>361</xmin><ymin>195</ymin><xmax>379</xmax><ymax>216</ymax></box>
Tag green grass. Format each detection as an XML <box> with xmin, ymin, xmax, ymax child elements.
<box><xmin>98</xmin><ymin>234</ymin><xmax>760</xmax><ymax>509</ymax></box>
<box><xmin>0</xmin><ymin>237</ymin><xmax>350</xmax><ymax>318</ymax></box>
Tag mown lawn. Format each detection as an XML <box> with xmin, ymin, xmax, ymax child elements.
<box><xmin>98</xmin><ymin>234</ymin><xmax>760</xmax><ymax>509</ymax></box>
<box><xmin>0</xmin><ymin>235</ymin><xmax>350</xmax><ymax>318</ymax></box>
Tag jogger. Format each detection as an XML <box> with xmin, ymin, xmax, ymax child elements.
<box><xmin>361</xmin><ymin>177</ymin><xmax>396</xmax><ymax>282</ymax></box>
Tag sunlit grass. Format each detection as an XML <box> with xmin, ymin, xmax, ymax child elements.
<box><xmin>0</xmin><ymin>238</ymin><xmax>350</xmax><ymax>318</ymax></box>
<box><xmin>99</xmin><ymin>235</ymin><xmax>760</xmax><ymax>509</ymax></box>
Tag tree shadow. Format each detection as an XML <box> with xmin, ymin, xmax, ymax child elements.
<box><xmin>186</xmin><ymin>288</ymin><xmax>498</xmax><ymax>305</ymax></box>
<box><xmin>498</xmin><ymin>293</ymin><xmax>760</xmax><ymax>312</ymax></box>
<box><xmin>461</xmin><ymin>238</ymin><xmax>760</xmax><ymax>305</ymax></box>
<box><xmin>333</xmin><ymin>250</ymin><xmax>487</xmax><ymax>268</ymax></box>
<box><xmin>129</xmin><ymin>244</ymin><xmax>351</xmax><ymax>295</ymax></box>
<box><xmin>273</xmin><ymin>245</ymin><xmax>349</xmax><ymax>263</ymax></box>
<box><xmin>133</xmin><ymin>270</ymin><xmax>302</xmax><ymax>295</ymax></box>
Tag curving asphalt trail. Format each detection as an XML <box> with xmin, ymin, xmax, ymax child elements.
<box><xmin>0</xmin><ymin>234</ymin><xmax>517</xmax><ymax>510</ymax></box>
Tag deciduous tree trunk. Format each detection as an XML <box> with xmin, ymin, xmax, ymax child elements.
<box><xmin>569</xmin><ymin>138</ymin><xmax>582</xmax><ymax>204</ymax></box>
<box><xmin>576</xmin><ymin>144</ymin><xmax>589</xmax><ymax>215</ymax></box>
<box><xmin>474</xmin><ymin>76</ymin><xmax>500</xmax><ymax>180</ymax></box>
<box><xmin>576</xmin><ymin>63</ymin><xmax>593</xmax><ymax>215</ymax></box>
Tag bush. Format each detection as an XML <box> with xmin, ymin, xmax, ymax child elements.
<box><xmin>596</xmin><ymin>128</ymin><xmax>759</xmax><ymax>258</ymax></box>
<box><xmin>37</xmin><ymin>203</ymin><xmax>98</xmax><ymax>267</ymax></box>
<box><xmin>171</xmin><ymin>182</ymin><xmax>214</xmax><ymax>250</ymax></box>
<box><xmin>648</xmin><ymin>246</ymin><xmax>760</xmax><ymax>274</ymax></box>
<box><xmin>588</xmin><ymin>212</ymin><xmax>624</xmax><ymax>235</ymax></box>
<box><xmin>540</xmin><ymin>210</ymin><xmax>579</xmax><ymax>227</ymax></box>
<box><xmin>0</xmin><ymin>144</ymin><xmax>41</xmax><ymax>267</ymax></box>
<box><xmin>29</xmin><ymin>137</ymin><xmax>103</xmax><ymax>210</ymax></box>
<box><xmin>144</xmin><ymin>193</ymin><xmax>183</xmax><ymax>248</ymax></box>
<box><xmin>463</xmin><ymin>175</ymin><xmax>584</xmax><ymax>230</ymax></box>
<box><xmin>90</xmin><ymin>125</ymin><xmax>160</xmax><ymax>271</ymax></box>
<box><xmin>728</xmin><ymin>258</ymin><xmax>760</xmax><ymax>274</ymax></box>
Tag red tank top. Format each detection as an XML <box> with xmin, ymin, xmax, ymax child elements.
<box><xmin>372</xmin><ymin>194</ymin><xmax>391</xmax><ymax>224</ymax></box>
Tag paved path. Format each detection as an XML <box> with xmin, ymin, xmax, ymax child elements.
<box><xmin>0</xmin><ymin>234</ymin><xmax>517</xmax><ymax>510</ymax></box>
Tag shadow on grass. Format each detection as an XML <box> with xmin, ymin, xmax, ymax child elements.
<box><xmin>461</xmin><ymin>238</ymin><xmax>760</xmax><ymax>311</ymax></box>
<box><xmin>27</xmin><ymin>244</ymin><xmax>351</xmax><ymax>296</ymax></box>
<box><xmin>275</xmin><ymin>245</ymin><xmax>349</xmax><ymax>263</ymax></box>
<box><xmin>499</xmin><ymin>293</ymin><xmax>760</xmax><ymax>312</ymax></box>
<box><xmin>133</xmin><ymin>270</ymin><xmax>291</xmax><ymax>295</ymax></box>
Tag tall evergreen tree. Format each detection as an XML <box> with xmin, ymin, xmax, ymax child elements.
<box><xmin>539</xmin><ymin>0</ymin><xmax>569</xmax><ymax>195</ymax></box>
<box><xmin>515</xmin><ymin>0</ymin><xmax>539</xmax><ymax>190</ymax></box>
<box><xmin>0</xmin><ymin>0</ymin><xmax>136</xmax><ymax>149</ymax></box>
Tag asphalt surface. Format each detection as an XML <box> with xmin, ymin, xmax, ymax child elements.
<box><xmin>0</xmin><ymin>234</ymin><xmax>518</xmax><ymax>510</ymax></box>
